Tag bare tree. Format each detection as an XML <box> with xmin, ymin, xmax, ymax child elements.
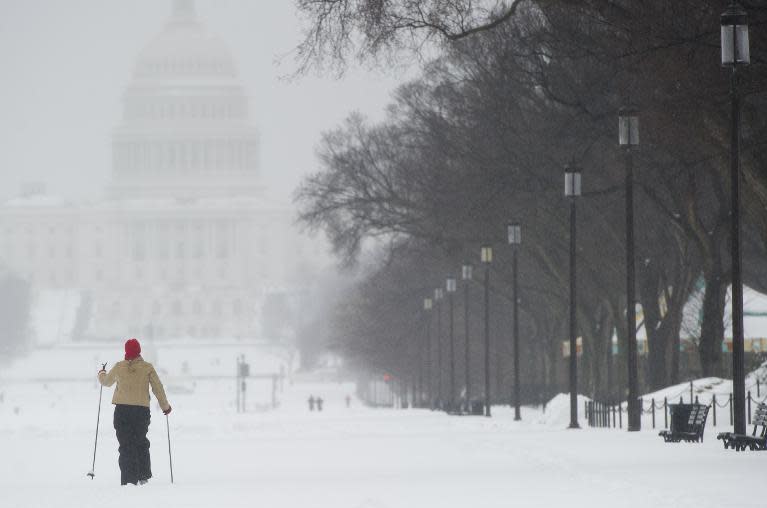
<box><xmin>293</xmin><ymin>0</ymin><xmax>530</xmax><ymax>74</ymax></box>
<box><xmin>296</xmin><ymin>0</ymin><xmax>767</xmax><ymax>393</ymax></box>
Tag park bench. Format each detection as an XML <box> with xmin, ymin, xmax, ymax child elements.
<box><xmin>658</xmin><ymin>403</ymin><xmax>710</xmax><ymax>443</ymax></box>
<box><xmin>444</xmin><ymin>401</ymin><xmax>462</xmax><ymax>415</ymax></box>
<box><xmin>717</xmin><ymin>402</ymin><xmax>767</xmax><ymax>451</ymax></box>
<box><xmin>469</xmin><ymin>400</ymin><xmax>485</xmax><ymax>415</ymax></box>
<box><xmin>445</xmin><ymin>400</ymin><xmax>484</xmax><ymax>416</ymax></box>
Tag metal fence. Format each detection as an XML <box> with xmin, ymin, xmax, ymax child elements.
<box><xmin>587</xmin><ymin>379</ymin><xmax>765</xmax><ymax>429</ymax></box>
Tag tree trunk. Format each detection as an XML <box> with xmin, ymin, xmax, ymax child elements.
<box><xmin>611</xmin><ymin>297</ymin><xmax>628</xmax><ymax>401</ymax></box>
<box><xmin>668</xmin><ymin>267</ymin><xmax>696</xmax><ymax>384</ymax></box>
<box><xmin>550</xmin><ymin>317</ymin><xmax>567</xmax><ymax>394</ymax></box>
<box><xmin>698</xmin><ymin>266</ymin><xmax>727</xmax><ymax>377</ymax></box>
<box><xmin>640</xmin><ymin>281</ymin><xmax>670</xmax><ymax>391</ymax></box>
<box><xmin>670</xmin><ymin>316</ymin><xmax>682</xmax><ymax>384</ymax></box>
<box><xmin>606</xmin><ymin>331</ymin><xmax>614</xmax><ymax>402</ymax></box>
<box><xmin>586</xmin><ymin>328</ymin><xmax>600</xmax><ymax>399</ymax></box>
<box><xmin>596</xmin><ymin>305</ymin><xmax>613</xmax><ymax>401</ymax></box>
<box><xmin>578</xmin><ymin>310</ymin><xmax>593</xmax><ymax>398</ymax></box>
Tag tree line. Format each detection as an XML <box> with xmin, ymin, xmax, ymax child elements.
<box><xmin>294</xmin><ymin>0</ymin><xmax>767</xmax><ymax>400</ymax></box>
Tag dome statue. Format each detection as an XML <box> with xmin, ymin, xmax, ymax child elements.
<box><xmin>133</xmin><ymin>0</ymin><xmax>237</xmax><ymax>80</ymax></box>
<box><xmin>110</xmin><ymin>0</ymin><xmax>262</xmax><ymax>200</ymax></box>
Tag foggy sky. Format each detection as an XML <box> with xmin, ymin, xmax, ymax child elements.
<box><xmin>0</xmin><ymin>0</ymin><xmax>411</xmax><ymax>204</ymax></box>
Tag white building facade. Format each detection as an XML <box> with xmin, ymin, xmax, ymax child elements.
<box><xmin>0</xmin><ymin>1</ymin><xmax>312</xmax><ymax>343</ymax></box>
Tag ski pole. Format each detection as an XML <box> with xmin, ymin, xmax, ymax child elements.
<box><xmin>166</xmin><ymin>414</ymin><xmax>174</xmax><ymax>484</ymax></box>
<box><xmin>87</xmin><ymin>362</ymin><xmax>107</xmax><ymax>479</ymax></box>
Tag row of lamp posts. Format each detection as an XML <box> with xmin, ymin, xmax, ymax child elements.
<box><xmin>418</xmin><ymin>226</ymin><xmax>521</xmax><ymax>418</ymax></box>
<box><xmin>415</xmin><ymin>3</ymin><xmax>749</xmax><ymax>433</ymax></box>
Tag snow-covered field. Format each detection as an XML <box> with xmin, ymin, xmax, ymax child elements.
<box><xmin>0</xmin><ymin>377</ymin><xmax>763</xmax><ymax>508</ymax></box>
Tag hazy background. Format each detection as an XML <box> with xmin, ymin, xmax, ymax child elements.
<box><xmin>0</xmin><ymin>0</ymin><xmax>411</xmax><ymax>203</ymax></box>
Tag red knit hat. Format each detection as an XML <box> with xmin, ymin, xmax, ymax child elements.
<box><xmin>124</xmin><ymin>338</ymin><xmax>141</xmax><ymax>360</ymax></box>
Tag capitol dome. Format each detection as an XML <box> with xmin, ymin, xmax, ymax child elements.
<box><xmin>110</xmin><ymin>0</ymin><xmax>262</xmax><ymax>200</ymax></box>
<box><xmin>133</xmin><ymin>0</ymin><xmax>237</xmax><ymax>80</ymax></box>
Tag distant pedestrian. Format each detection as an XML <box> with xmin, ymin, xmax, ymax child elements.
<box><xmin>345</xmin><ymin>395</ymin><xmax>351</xmax><ymax>408</ymax></box>
<box><xmin>316</xmin><ymin>397</ymin><xmax>324</xmax><ymax>412</ymax></box>
<box><xmin>98</xmin><ymin>338</ymin><xmax>172</xmax><ymax>486</ymax></box>
<box><xmin>308</xmin><ymin>395</ymin><xmax>316</xmax><ymax>411</ymax></box>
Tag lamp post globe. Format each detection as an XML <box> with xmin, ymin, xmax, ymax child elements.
<box><xmin>462</xmin><ymin>264</ymin><xmax>473</xmax><ymax>281</ymax></box>
<box><xmin>564</xmin><ymin>165</ymin><xmax>582</xmax><ymax>198</ymax></box>
<box><xmin>507</xmin><ymin>223</ymin><xmax>521</xmax><ymax>246</ymax></box>
<box><xmin>721</xmin><ymin>3</ymin><xmax>749</xmax><ymax>67</ymax></box>
<box><xmin>618</xmin><ymin>108</ymin><xmax>639</xmax><ymax>147</ymax></box>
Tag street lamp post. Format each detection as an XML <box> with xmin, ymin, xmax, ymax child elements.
<box><xmin>722</xmin><ymin>2</ymin><xmax>750</xmax><ymax>435</ymax></box>
<box><xmin>423</xmin><ymin>297</ymin><xmax>433</xmax><ymax>408</ymax></box>
<box><xmin>434</xmin><ymin>287</ymin><xmax>444</xmax><ymax>409</ymax></box>
<box><xmin>481</xmin><ymin>245</ymin><xmax>493</xmax><ymax>417</ymax></box>
<box><xmin>236</xmin><ymin>354</ymin><xmax>242</xmax><ymax>413</ymax></box>
<box><xmin>619</xmin><ymin>108</ymin><xmax>641</xmax><ymax>432</ymax></box>
<box><xmin>462</xmin><ymin>263</ymin><xmax>473</xmax><ymax>413</ymax></box>
<box><xmin>446</xmin><ymin>276</ymin><xmax>457</xmax><ymax>411</ymax></box>
<box><xmin>411</xmin><ymin>354</ymin><xmax>417</xmax><ymax>409</ymax></box>
<box><xmin>507</xmin><ymin>222</ymin><xmax>522</xmax><ymax>421</ymax></box>
<box><xmin>565</xmin><ymin>164</ymin><xmax>582</xmax><ymax>429</ymax></box>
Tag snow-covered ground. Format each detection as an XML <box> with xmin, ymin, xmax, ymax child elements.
<box><xmin>0</xmin><ymin>374</ymin><xmax>764</xmax><ymax>508</ymax></box>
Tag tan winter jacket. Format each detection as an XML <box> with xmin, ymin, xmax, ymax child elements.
<box><xmin>98</xmin><ymin>357</ymin><xmax>171</xmax><ymax>411</ymax></box>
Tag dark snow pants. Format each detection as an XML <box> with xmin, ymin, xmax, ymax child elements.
<box><xmin>113</xmin><ymin>404</ymin><xmax>152</xmax><ymax>485</ymax></box>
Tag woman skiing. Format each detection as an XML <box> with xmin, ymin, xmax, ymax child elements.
<box><xmin>98</xmin><ymin>338</ymin><xmax>172</xmax><ymax>485</ymax></box>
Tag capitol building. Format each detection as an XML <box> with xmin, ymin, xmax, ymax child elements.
<box><xmin>0</xmin><ymin>1</ymin><xmax>315</xmax><ymax>344</ymax></box>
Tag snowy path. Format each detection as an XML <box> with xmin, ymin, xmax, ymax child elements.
<box><xmin>0</xmin><ymin>381</ymin><xmax>763</xmax><ymax>508</ymax></box>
